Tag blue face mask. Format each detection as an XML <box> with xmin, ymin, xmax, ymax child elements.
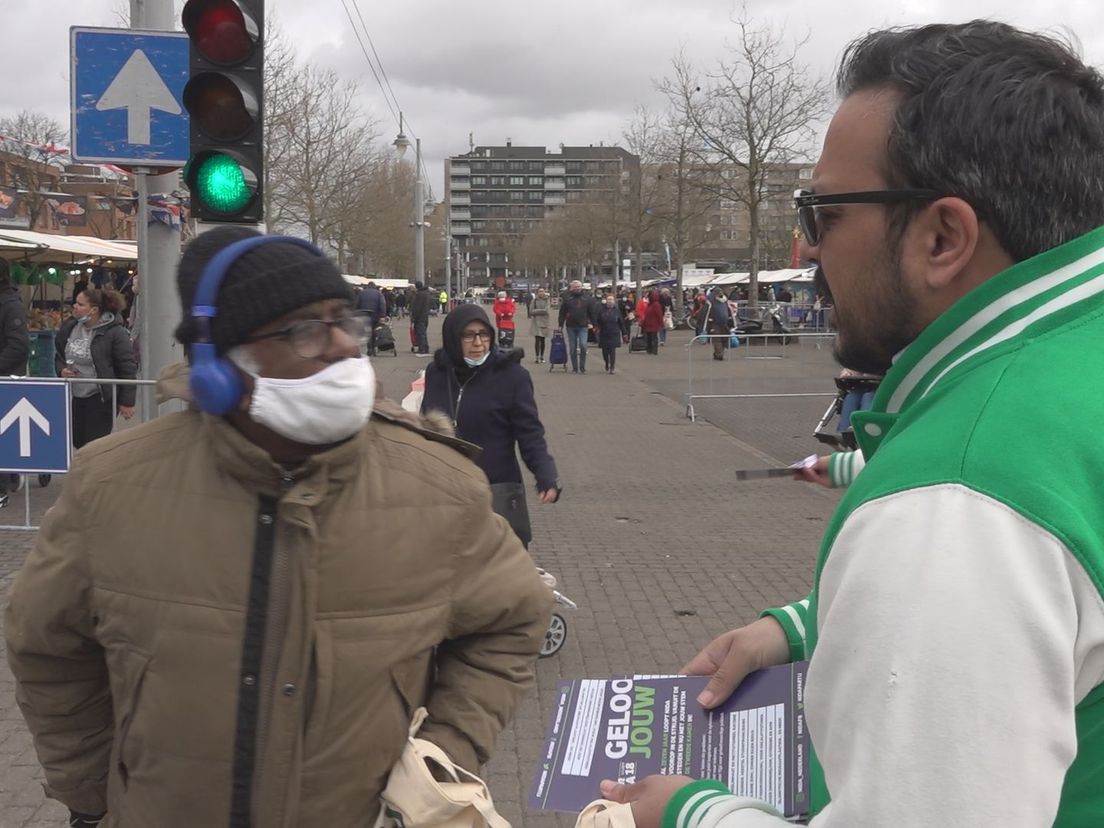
<box><xmin>463</xmin><ymin>352</ymin><xmax>490</xmax><ymax>368</ymax></box>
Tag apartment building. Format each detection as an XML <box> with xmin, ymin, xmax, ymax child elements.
<box><xmin>445</xmin><ymin>142</ymin><xmax>639</xmax><ymax>286</ymax></box>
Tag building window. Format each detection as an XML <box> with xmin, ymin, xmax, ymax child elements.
<box><xmin>799</xmin><ymin>167</ymin><xmax>813</xmax><ymax>180</ymax></box>
<box><xmin>510</xmin><ymin>191</ymin><xmax>524</xmax><ymax>200</ymax></box>
<box><xmin>491</xmin><ymin>161</ymin><xmax>506</xmax><ymax>171</ymax></box>
<box><xmin>509</xmin><ymin>161</ymin><xmax>525</xmax><ymax>171</ymax></box>
<box><xmin>490</xmin><ymin>176</ymin><xmax>505</xmax><ymax>186</ymax></box>
<box><xmin>472</xmin><ymin>221</ymin><xmax>486</xmax><ymax>230</ymax></box>
<box><xmin>720</xmin><ymin>199</ymin><xmax>738</xmax><ymax>210</ymax></box>
<box><xmin>509</xmin><ymin>176</ymin><xmax>524</xmax><ymax>185</ymax></box>
<box><xmin>471</xmin><ymin>162</ymin><xmax>487</xmax><ymax>172</ymax></box>
<box><xmin>471</xmin><ymin>176</ymin><xmax>486</xmax><ymax>185</ymax></box>
<box><xmin>528</xmin><ymin>192</ymin><xmax>543</xmax><ymax>201</ymax></box>
<box><xmin>527</xmin><ymin>176</ymin><xmax>543</xmax><ymax>186</ymax></box>
<box><xmin>566</xmin><ymin>176</ymin><xmax>583</xmax><ymax>187</ymax></box>
<box><xmin>565</xmin><ymin>161</ymin><xmax>583</xmax><ymax>173</ymax></box>
<box><xmin>528</xmin><ymin>161</ymin><xmax>543</xmax><ymax>172</ymax></box>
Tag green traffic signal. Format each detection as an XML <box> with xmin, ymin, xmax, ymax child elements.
<box><xmin>190</xmin><ymin>152</ymin><xmax>258</xmax><ymax>215</ymax></box>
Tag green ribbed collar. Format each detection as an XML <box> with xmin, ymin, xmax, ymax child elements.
<box><xmin>874</xmin><ymin>224</ymin><xmax>1104</xmax><ymax>417</ymax></box>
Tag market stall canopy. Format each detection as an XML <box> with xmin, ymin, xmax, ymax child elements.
<box><xmin>342</xmin><ymin>275</ymin><xmax>412</xmax><ymax>290</ymax></box>
<box><xmin>707</xmin><ymin>268</ymin><xmax>815</xmax><ymax>286</ymax></box>
<box><xmin>0</xmin><ymin>229</ymin><xmax>138</xmax><ymax>262</ymax></box>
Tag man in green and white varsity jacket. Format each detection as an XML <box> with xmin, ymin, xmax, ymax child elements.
<box><xmin>602</xmin><ymin>21</ymin><xmax>1104</xmax><ymax>828</ymax></box>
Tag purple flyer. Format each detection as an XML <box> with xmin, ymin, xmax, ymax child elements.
<box><xmin>528</xmin><ymin>662</ymin><xmax>810</xmax><ymax>818</ymax></box>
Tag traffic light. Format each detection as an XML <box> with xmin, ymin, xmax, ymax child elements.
<box><xmin>182</xmin><ymin>0</ymin><xmax>264</xmax><ymax>223</ymax></box>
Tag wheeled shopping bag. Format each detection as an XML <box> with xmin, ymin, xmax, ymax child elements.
<box><xmin>548</xmin><ymin>329</ymin><xmax>568</xmax><ymax>372</ymax></box>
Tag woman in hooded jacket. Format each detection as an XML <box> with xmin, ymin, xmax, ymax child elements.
<box><xmin>56</xmin><ymin>287</ymin><xmax>138</xmax><ymax>448</ymax></box>
<box><xmin>422</xmin><ymin>305</ymin><xmax>561</xmax><ymax>547</ymax></box>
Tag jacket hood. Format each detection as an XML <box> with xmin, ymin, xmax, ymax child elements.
<box><xmin>440</xmin><ymin>304</ymin><xmax>495</xmax><ymax>367</ymax></box>
<box><xmin>431</xmin><ymin>342</ymin><xmax>525</xmax><ymax>375</ymax></box>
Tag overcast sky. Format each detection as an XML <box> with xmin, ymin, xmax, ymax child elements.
<box><xmin>5</xmin><ymin>0</ymin><xmax>1103</xmax><ymax>197</ymax></box>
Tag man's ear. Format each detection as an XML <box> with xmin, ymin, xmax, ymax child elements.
<box><xmin>911</xmin><ymin>197</ymin><xmax>979</xmax><ymax>291</ymax></box>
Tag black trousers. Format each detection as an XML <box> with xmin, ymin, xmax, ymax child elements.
<box><xmin>601</xmin><ymin>345</ymin><xmax>617</xmax><ymax>371</ymax></box>
<box><xmin>72</xmin><ymin>394</ymin><xmax>114</xmax><ymax>449</ymax></box>
<box><xmin>645</xmin><ymin>331</ymin><xmax>660</xmax><ymax>354</ymax></box>
<box><xmin>534</xmin><ymin>335</ymin><xmax>546</xmax><ymax>359</ymax></box>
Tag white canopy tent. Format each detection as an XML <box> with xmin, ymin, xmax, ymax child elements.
<box><xmin>0</xmin><ymin>229</ymin><xmax>138</xmax><ymax>262</ymax></box>
<box><xmin>343</xmin><ymin>275</ymin><xmax>412</xmax><ymax>291</ymax></box>
<box><xmin>707</xmin><ymin>268</ymin><xmax>815</xmax><ymax>286</ymax></box>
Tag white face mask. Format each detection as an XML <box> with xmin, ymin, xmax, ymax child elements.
<box><xmin>463</xmin><ymin>352</ymin><xmax>490</xmax><ymax>368</ymax></box>
<box><xmin>232</xmin><ymin>355</ymin><xmax>377</xmax><ymax>444</ymax></box>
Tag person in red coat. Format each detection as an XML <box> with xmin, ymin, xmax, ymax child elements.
<box><xmin>640</xmin><ymin>289</ymin><xmax>666</xmax><ymax>355</ymax></box>
<box><xmin>492</xmin><ymin>291</ymin><xmax>517</xmax><ymax>348</ymax></box>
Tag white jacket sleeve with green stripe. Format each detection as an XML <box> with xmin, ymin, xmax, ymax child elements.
<box><xmin>827</xmin><ymin>450</ymin><xmax>865</xmax><ymax>488</ymax></box>
<box><xmin>660</xmin><ymin>485</ymin><xmax>1104</xmax><ymax>828</ymax></box>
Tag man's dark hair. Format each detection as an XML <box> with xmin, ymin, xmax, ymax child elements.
<box><xmin>838</xmin><ymin>20</ymin><xmax>1104</xmax><ymax>261</ymax></box>
<box><xmin>0</xmin><ymin>258</ymin><xmax>9</xmax><ymax>288</ymax></box>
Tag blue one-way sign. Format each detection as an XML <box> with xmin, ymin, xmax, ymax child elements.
<box><xmin>0</xmin><ymin>382</ymin><xmax>71</xmax><ymax>475</ymax></box>
<box><xmin>71</xmin><ymin>27</ymin><xmax>189</xmax><ymax>166</ymax></box>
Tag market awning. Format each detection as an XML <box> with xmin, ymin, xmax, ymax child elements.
<box><xmin>343</xmin><ymin>275</ymin><xmax>412</xmax><ymax>290</ymax></box>
<box><xmin>0</xmin><ymin>229</ymin><xmax>138</xmax><ymax>262</ymax></box>
<box><xmin>707</xmin><ymin>268</ymin><xmax>815</xmax><ymax>285</ymax></box>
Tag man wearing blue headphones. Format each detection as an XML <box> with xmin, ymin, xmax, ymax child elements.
<box><xmin>6</xmin><ymin>226</ymin><xmax>554</xmax><ymax>828</ymax></box>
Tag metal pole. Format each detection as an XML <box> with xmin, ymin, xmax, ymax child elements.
<box><xmin>134</xmin><ymin>169</ymin><xmax>152</xmax><ymax>417</ymax></box>
<box><xmin>132</xmin><ymin>0</ymin><xmax>183</xmax><ymax>419</ymax></box>
<box><xmin>414</xmin><ymin>137</ymin><xmax>425</xmax><ymax>286</ymax></box>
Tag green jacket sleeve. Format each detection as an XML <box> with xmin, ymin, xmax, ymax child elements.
<box><xmin>759</xmin><ymin>594</ymin><xmax>812</xmax><ymax>662</ymax></box>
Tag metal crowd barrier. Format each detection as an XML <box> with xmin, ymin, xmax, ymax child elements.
<box><xmin>683</xmin><ymin>332</ymin><xmax>837</xmax><ymax>422</ymax></box>
<box><xmin>0</xmin><ymin>376</ymin><xmax>160</xmax><ymax>532</ymax></box>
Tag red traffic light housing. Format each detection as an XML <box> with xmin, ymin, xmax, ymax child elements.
<box><xmin>182</xmin><ymin>0</ymin><xmax>259</xmax><ymax>65</ymax></box>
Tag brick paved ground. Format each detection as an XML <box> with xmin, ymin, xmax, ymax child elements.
<box><xmin>0</xmin><ymin>313</ymin><xmax>843</xmax><ymax>826</ymax></box>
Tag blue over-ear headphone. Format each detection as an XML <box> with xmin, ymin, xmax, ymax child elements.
<box><xmin>189</xmin><ymin>235</ymin><xmax>325</xmax><ymax>415</ymax></box>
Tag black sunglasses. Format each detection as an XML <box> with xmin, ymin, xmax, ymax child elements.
<box><xmin>793</xmin><ymin>188</ymin><xmax>943</xmax><ymax>246</ymax></box>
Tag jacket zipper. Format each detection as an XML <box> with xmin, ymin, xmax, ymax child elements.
<box><xmin>452</xmin><ymin>375</ymin><xmax>475</xmax><ymax>428</ymax></box>
<box><xmin>251</xmin><ymin>474</ymin><xmax>297</xmax><ymax>823</ymax></box>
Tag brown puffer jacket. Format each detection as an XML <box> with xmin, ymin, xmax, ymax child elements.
<box><xmin>5</xmin><ymin>365</ymin><xmax>553</xmax><ymax>827</ymax></box>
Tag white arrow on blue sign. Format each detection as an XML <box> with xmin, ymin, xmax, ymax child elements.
<box><xmin>0</xmin><ymin>382</ymin><xmax>71</xmax><ymax>475</ymax></box>
<box><xmin>71</xmin><ymin>27</ymin><xmax>189</xmax><ymax>166</ymax></box>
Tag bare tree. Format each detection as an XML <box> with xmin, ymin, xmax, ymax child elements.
<box><xmin>0</xmin><ymin>110</ymin><xmax>69</xmax><ymax>230</ymax></box>
<box><xmin>264</xmin><ymin>63</ymin><xmax>381</xmax><ymax>248</ymax></box>
<box><xmin>650</xmin><ymin>111</ymin><xmax>721</xmax><ymax>313</ymax></box>
<box><xmin>622</xmin><ymin>106</ymin><xmax>670</xmax><ymax>296</ymax></box>
<box><xmin>660</xmin><ymin>8</ymin><xmax>829</xmax><ymax>306</ymax></box>
<box><xmin>346</xmin><ymin>156</ymin><xmax>415</xmax><ymax>279</ymax></box>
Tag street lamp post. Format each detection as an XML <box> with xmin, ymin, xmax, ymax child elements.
<box><xmin>393</xmin><ymin>114</ymin><xmax>425</xmax><ymax>286</ymax></box>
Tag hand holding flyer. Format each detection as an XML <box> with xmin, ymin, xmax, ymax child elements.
<box><xmin>529</xmin><ymin>663</ymin><xmax>810</xmax><ymax>819</ymax></box>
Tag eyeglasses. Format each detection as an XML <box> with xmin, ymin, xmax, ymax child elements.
<box><xmin>460</xmin><ymin>331</ymin><xmax>493</xmax><ymax>343</ymax></box>
<box><xmin>246</xmin><ymin>313</ymin><xmax>370</xmax><ymax>359</ymax></box>
<box><xmin>793</xmin><ymin>188</ymin><xmax>943</xmax><ymax>246</ymax></box>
